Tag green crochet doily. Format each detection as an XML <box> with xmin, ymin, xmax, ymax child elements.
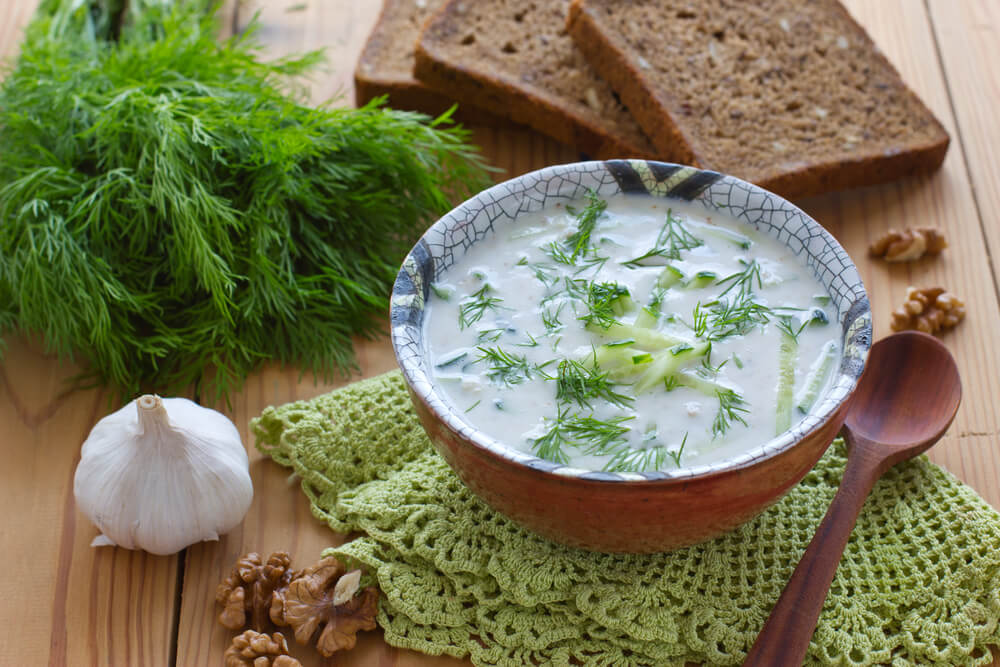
<box><xmin>251</xmin><ymin>371</ymin><xmax>1000</xmax><ymax>666</ymax></box>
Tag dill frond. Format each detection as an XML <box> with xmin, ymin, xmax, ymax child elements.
<box><xmin>0</xmin><ymin>0</ymin><xmax>491</xmax><ymax>404</ymax></box>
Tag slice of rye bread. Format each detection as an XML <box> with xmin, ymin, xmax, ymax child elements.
<box><xmin>355</xmin><ymin>0</ymin><xmax>462</xmax><ymax>114</ymax></box>
<box><xmin>567</xmin><ymin>0</ymin><xmax>950</xmax><ymax>199</ymax></box>
<box><xmin>413</xmin><ymin>0</ymin><xmax>658</xmax><ymax>159</ymax></box>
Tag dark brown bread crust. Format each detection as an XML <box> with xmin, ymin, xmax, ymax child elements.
<box><xmin>414</xmin><ymin>0</ymin><xmax>658</xmax><ymax>159</ymax></box>
<box><xmin>567</xmin><ymin>0</ymin><xmax>949</xmax><ymax>199</ymax></box>
<box><xmin>355</xmin><ymin>0</ymin><xmax>500</xmax><ymax>125</ymax></box>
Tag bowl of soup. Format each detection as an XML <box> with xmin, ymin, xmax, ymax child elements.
<box><xmin>390</xmin><ymin>160</ymin><xmax>871</xmax><ymax>553</ymax></box>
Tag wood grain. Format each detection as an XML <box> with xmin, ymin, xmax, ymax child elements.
<box><xmin>801</xmin><ymin>0</ymin><xmax>1000</xmax><ymax>511</ymax></box>
<box><xmin>0</xmin><ymin>0</ymin><xmax>998</xmax><ymax>664</ymax></box>
<box><xmin>0</xmin><ymin>338</ymin><xmax>179</xmax><ymax>665</ymax></box>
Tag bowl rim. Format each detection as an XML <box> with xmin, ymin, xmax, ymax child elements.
<box><xmin>390</xmin><ymin>159</ymin><xmax>871</xmax><ymax>483</ymax></box>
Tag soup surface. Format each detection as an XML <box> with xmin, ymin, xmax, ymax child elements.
<box><xmin>423</xmin><ymin>193</ymin><xmax>840</xmax><ymax>472</ymax></box>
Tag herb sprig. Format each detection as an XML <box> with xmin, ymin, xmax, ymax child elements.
<box><xmin>622</xmin><ymin>209</ymin><xmax>703</xmax><ymax>267</ymax></box>
<box><xmin>0</xmin><ymin>0</ymin><xmax>492</xmax><ymax>403</ymax></box>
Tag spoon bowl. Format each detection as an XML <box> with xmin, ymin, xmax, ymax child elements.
<box><xmin>845</xmin><ymin>331</ymin><xmax>962</xmax><ymax>448</ymax></box>
<box><xmin>744</xmin><ymin>330</ymin><xmax>961</xmax><ymax>666</ymax></box>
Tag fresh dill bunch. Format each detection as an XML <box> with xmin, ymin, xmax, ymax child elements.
<box><xmin>0</xmin><ymin>0</ymin><xmax>491</xmax><ymax>403</ymax></box>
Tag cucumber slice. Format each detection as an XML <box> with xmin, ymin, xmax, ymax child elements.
<box><xmin>586</xmin><ymin>321</ymin><xmax>692</xmax><ymax>350</ymax></box>
<box><xmin>685</xmin><ymin>270</ymin><xmax>719</xmax><ymax>288</ymax></box>
<box><xmin>775</xmin><ymin>330</ymin><xmax>798</xmax><ymax>434</ymax></box>
<box><xmin>633</xmin><ymin>342</ymin><xmax>710</xmax><ymax>393</ymax></box>
<box><xmin>796</xmin><ymin>340</ymin><xmax>838</xmax><ymax>414</ymax></box>
<box><xmin>657</xmin><ymin>265</ymin><xmax>685</xmax><ymax>288</ymax></box>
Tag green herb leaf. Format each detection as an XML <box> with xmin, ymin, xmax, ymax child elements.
<box><xmin>0</xmin><ymin>0</ymin><xmax>492</xmax><ymax>404</ymax></box>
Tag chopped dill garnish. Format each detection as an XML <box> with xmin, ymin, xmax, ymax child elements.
<box><xmin>622</xmin><ymin>209</ymin><xmax>704</xmax><ymax>267</ymax></box>
<box><xmin>526</xmin><ymin>261</ymin><xmax>559</xmax><ymax>287</ymax></box>
<box><xmin>465</xmin><ymin>400</ymin><xmax>481</xmax><ymax>412</ymax></box>
<box><xmin>545</xmin><ymin>241</ymin><xmax>576</xmax><ymax>266</ymax></box>
<box><xmin>541</xmin><ymin>302</ymin><xmax>565</xmax><ymax>334</ymax></box>
<box><xmin>515</xmin><ymin>332</ymin><xmax>540</xmax><ymax>347</ymax></box>
<box><xmin>667</xmin><ymin>432</ymin><xmax>689</xmax><ymax>467</ymax></box>
<box><xmin>477</xmin><ymin>346</ymin><xmax>550</xmax><ymax>386</ymax></box>
<box><xmin>579</xmin><ymin>281</ymin><xmax>631</xmax><ymax>329</ymax></box>
<box><xmin>712</xmin><ymin>389</ymin><xmax>750</xmax><ymax>438</ymax></box>
<box><xmin>565</xmin><ymin>190</ymin><xmax>608</xmax><ymax>261</ymax></box>
<box><xmin>561</xmin><ymin>277</ymin><xmax>591</xmax><ymax>303</ymax></box>
<box><xmin>604</xmin><ymin>444</ymin><xmax>668</xmax><ymax>473</ymax></box>
<box><xmin>776</xmin><ymin>315</ymin><xmax>809</xmax><ymax>341</ymax></box>
<box><xmin>688</xmin><ymin>260</ymin><xmax>774</xmax><ymax>341</ymax></box>
<box><xmin>459</xmin><ymin>284</ymin><xmax>503</xmax><ymax>330</ymax></box>
<box><xmin>663</xmin><ymin>375</ymin><xmax>680</xmax><ymax>392</ymax></box>
<box><xmin>564</xmin><ymin>414</ymin><xmax>635</xmax><ymax>454</ymax></box>
<box><xmin>477</xmin><ymin>328</ymin><xmax>505</xmax><ymax>343</ymax></box>
<box><xmin>555</xmin><ymin>356</ymin><xmax>634</xmax><ymax>409</ymax></box>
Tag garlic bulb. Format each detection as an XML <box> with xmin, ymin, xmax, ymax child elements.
<box><xmin>74</xmin><ymin>394</ymin><xmax>253</xmax><ymax>556</ymax></box>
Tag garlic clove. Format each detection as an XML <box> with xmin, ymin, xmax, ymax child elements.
<box><xmin>74</xmin><ymin>394</ymin><xmax>254</xmax><ymax>556</ymax></box>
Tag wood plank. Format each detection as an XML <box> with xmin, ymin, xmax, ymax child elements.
<box><xmin>0</xmin><ymin>0</ymin><xmax>36</xmax><ymax>60</ymax></box>
<box><xmin>0</xmin><ymin>338</ymin><xmax>179</xmax><ymax>665</ymax></box>
<box><xmin>0</xmin><ymin>3</ymin><xmax>238</xmax><ymax>665</ymax></box>
<box><xmin>804</xmin><ymin>0</ymin><xmax>1000</xmax><ymax>509</ymax></box>
<box><xmin>927</xmin><ymin>1</ymin><xmax>1000</xmax><ymax>319</ymax></box>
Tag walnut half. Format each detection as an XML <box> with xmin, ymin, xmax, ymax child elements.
<box><xmin>271</xmin><ymin>556</ymin><xmax>379</xmax><ymax>657</ymax></box>
<box><xmin>217</xmin><ymin>552</ymin><xmax>300</xmax><ymax>632</ymax></box>
<box><xmin>870</xmin><ymin>227</ymin><xmax>947</xmax><ymax>262</ymax></box>
<box><xmin>224</xmin><ymin>630</ymin><xmax>302</xmax><ymax>667</ymax></box>
<box><xmin>890</xmin><ymin>286</ymin><xmax>965</xmax><ymax>334</ymax></box>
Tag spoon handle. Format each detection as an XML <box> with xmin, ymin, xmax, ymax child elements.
<box><xmin>743</xmin><ymin>429</ymin><xmax>890</xmax><ymax>666</ymax></box>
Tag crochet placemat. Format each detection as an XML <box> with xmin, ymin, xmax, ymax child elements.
<box><xmin>251</xmin><ymin>371</ymin><xmax>1000</xmax><ymax>666</ymax></box>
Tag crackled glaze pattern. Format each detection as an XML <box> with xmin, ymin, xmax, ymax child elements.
<box><xmin>391</xmin><ymin>161</ymin><xmax>871</xmax><ymax>481</ymax></box>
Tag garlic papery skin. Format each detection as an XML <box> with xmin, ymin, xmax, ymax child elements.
<box><xmin>73</xmin><ymin>394</ymin><xmax>253</xmax><ymax>556</ymax></box>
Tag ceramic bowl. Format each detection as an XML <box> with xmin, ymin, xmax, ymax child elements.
<box><xmin>390</xmin><ymin>160</ymin><xmax>871</xmax><ymax>553</ymax></box>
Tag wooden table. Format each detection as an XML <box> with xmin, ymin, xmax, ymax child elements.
<box><xmin>2</xmin><ymin>1</ymin><xmax>999</xmax><ymax>664</ymax></box>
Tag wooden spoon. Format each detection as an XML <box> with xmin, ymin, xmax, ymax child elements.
<box><xmin>743</xmin><ymin>330</ymin><xmax>962</xmax><ymax>666</ymax></box>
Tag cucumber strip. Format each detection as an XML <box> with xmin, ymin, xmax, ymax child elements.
<box><xmin>689</xmin><ymin>222</ymin><xmax>753</xmax><ymax>249</ymax></box>
<box><xmin>430</xmin><ymin>283</ymin><xmax>455</xmax><ymax>300</ymax></box>
<box><xmin>634</xmin><ymin>342</ymin><xmax>710</xmax><ymax>393</ymax></box>
<box><xmin>676</xmin><ymin>369</ymin><xmax>733</xmax><ymax>397</ymax></box>
<box><xmin>587</xmin><ymin>321</ymin><xmax>691</xmax><ymax>349</ymax></box>
<box><xmin>796</xmin><ymin>340</ymin><xmax>838</xmax><ymax>414</ymax></box>
<box><xmin>435</xmin><ymin>350</ymin><xmax>470</xmax><ymax>369</ymax></box>
<box><xmin>593</xmin><ymin>345</ymin><xmax>648</xmax><ymax>378</ymax></box>
<box><xmin>685</xmin><ymin>270</ymin><xmax>719</xmax><ymax>288</ymax></box>
<box><xmin>657</xmin><ymin>265</ymin><xmax>685</xmax><ymax>288</ymax></box>
<box><xmin>775</xmin><ymin>330</ymin><xmax>798</xmax><ymax>434</ymax></box>
<box><xmin>634</xmin><ymin>307</ymin><xmax>659</xmax><ymax>329</ymax></box>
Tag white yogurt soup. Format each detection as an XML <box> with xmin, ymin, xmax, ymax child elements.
<box><xmin>423</xmin><ymin>192</ymin><xmax>840</xmax><ymax>472</ymax></box>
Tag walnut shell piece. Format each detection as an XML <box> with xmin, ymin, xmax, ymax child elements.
<box><xmin>270</xmin><ymin>556</ymin><xmax>379</xmax><ymax>657</ymax></box>
<box><xmin>217</xmin><ymin>552</ymin><xmax>300</xmax><ymax>631</ymax></box>
<box><xmin>870</xmin><ymin>227</ymin><xmax>947</xmax><ymax>262</ymax></box>
<box><xmin>224</xmin><ymin>630</ymin><xmax>302</xmax><ymax>667</ymax></box>
<box><xmin>890</xmin><ymin>286</ymin><xmax>965</xmax><ymax>334</ymax></box>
